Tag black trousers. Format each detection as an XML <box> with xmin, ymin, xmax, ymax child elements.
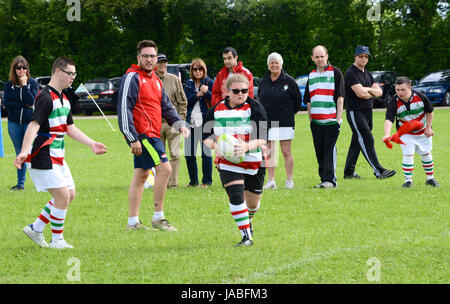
<box><xmin>344</xmin><ymin>109</ymin><xmax>385</xmax><ymax>177</ymax></box>
<box><xmin>310</xmin><ymin>122</ymin><xmax>340</xmax><ymax>185</ymax></box>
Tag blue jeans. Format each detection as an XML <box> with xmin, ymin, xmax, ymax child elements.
<box><xmin>184</xmin><ymin>125</ymin><xmax>212</xmax><ymax>186</ymax></box>
<box><xmin>8</xmin><ymin>120</ymin><xmax>28</xmax><ymax>187</ymax></box>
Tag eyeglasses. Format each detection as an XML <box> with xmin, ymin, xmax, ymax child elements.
<box><xmin>59</xmin><ymin>69</ymin><xmax>77</xmax><ymax>78</ymax></box>
<box><xmin>192</xmin><ymin>67</ymin><xmax>203</xmax><ymax>72</ymax></box>
<box><xmin>358</xmin><ymin>54</ymin><xmax>369</xmax><ymax>59</ymax></box>
<box><xmin>140</xmin><ymin>54</ymin><xmax>157</xmax><ymax>59</ymax></box>
<box><xmin>230</xmin><ymin>88</ymin><xmax>249</xmax><ymax>94</ymax></box>
<box><xmin>16</xmin><ymin>65</ymin><xmax>28</xmax><ymax>70</ymax></box>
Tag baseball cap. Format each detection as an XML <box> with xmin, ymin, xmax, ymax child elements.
<box><xmin>354</xmin><ymin>46</ymin><xmax>371</xmax><ymax>57</ymax></box>
<box><xmin>157</xmin><ymin>54</ymin><xmax>168</xmax><ymax>62</ymax></box>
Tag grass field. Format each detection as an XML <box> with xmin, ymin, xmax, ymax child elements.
<box><xmin>0</xmin><ymin>109</ymin><xmax>448</xmax><ymax>284</ymax></box>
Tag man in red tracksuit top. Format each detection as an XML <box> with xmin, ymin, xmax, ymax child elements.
<box><xmin>211</xmin><ymin>47</ymin><xmax>254</xmax><ymax>106</ymax></box>
<box><xmin>117</xmin><ymin>40</ymin><xmax>189</xmax><ymax>232</ymax></box>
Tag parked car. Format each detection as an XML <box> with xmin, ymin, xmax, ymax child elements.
<box><xmin>0</xmin><ymin>80</ymin><xmax>6</xmax><ymax>117</ymax></box>
<box><xmin>296</xmin><ymin>75</ymin><xmax>308</xmax><ymax>108</ymax></box>
<box><xmin>371</xmin><ymin>71</ymin><xmax>397</xmax><ymax>107</ymax></box>
<box><xmin>253</xmin><ymin>76</ymin><xmax>261</xmax><ymax>99</ymax></box>
<box><xmin>36</xmin><ymin>76</ymin><xmax>79</xmax><ymax>113</ymax></box>
<box><xmin>413</xmin><ymin>70</ymin><xmax>450</xmax><ymax>106</ymax></box>
<box><xmin>74</xmin><ymin>78</ymin><xmax>120</xmax><ymax>115</ymax></box>
<box><xmin>167</xmin><ymin>63</ymin><xmax>191</xmax><ymax>87</ymax></box>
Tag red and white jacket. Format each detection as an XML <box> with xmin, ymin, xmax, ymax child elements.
<box><xmin>211</xmin><ymin>61</ymin><xmax>254</xmax><ymax>107</ymax></box>
<box><xmin>118</xmin><ymin>64</ymin><xmax>184</xmax><ymax>143</ymax></box>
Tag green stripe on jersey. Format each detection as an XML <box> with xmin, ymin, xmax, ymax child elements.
<box><xmin>311</xmin><ymin>101</ymin><xmax>336</xmax><ymax>108</ymax></box>
<box><xmin>308</xmin><ymin>76</ymin><xmax>334</xmax><ymax>85</ymax></box>
<box><xmin>49</xmin><ymin>107</ymin><xmax>70</xmax><ymax>119</ymax></box>
<box><xmin>398</xmin><ymin>107</ymin><xmax>424</xmax><ymax>118</ymax></box>
<box><xmin>50</xmin><ymin>140</ymin><xmax>65</xmax><ymax>150</ymax></box>
<box><xmin>215</xmin><ymin>116</ymin><xmax>250</xmax><ymax>127</ymax></box>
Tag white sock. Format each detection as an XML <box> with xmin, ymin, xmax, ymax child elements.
<box><xmin>153</xmin><ymin>211</ymin><xmax>164</xmax><ymax>221</ymax></box>
<box><xmin>128</xmin><ymin>216</ymin><xmax>139</xmax><ymax>226</ymax></box>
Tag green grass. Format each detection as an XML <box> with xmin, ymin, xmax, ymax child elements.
<box><xmin>0</xmin><ymin>109</ymin><xmax>448</xmax><ymax>284</ymax></box>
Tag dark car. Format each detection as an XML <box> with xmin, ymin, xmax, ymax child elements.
<box><xmin>36</xmin><ymin>76</ymin><xmax>79</xmax><ymax>113</ymax></box>
<box><xmin>167</xmin><ymin>63</ymin><xmax>191</xmax><ymax>86</ymax></box>
<box><xmin>296</xmin><ymin>75</ymin><xmax>308</xmax><ymax>108</ymax></box>
<box><xmin>413</xmin><ymin>70</ymin><xmax>450</xmax><ymax>106</ymax></box>
<box><xmin>253</xmin><ymin>76</ymin><xmax>261</xmax><ymax>99</ymax></box>
<box><xmin>371</xmin><ymin>71</ymin><xmax>397</xmax><ymax>107</ymax></box>
<box><xmin>74</xmin><ymin>78</ymin><xmax>120</xmax><ymax>115</ymax></box>
<box><xmin>0</xmin><ymin>80</ymin><xmax>6</xmax><ymax>117</ymax></box>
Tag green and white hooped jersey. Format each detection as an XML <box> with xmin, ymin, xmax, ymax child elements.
<box><xmin>213</xmin><ymin>101</ymin><xmax>262</xmax><ymax>175</ymax></box>
<box><xmin>308</xmin><ymin>65</ymin><xmax>337</xmax><ymax>125</ymax></box>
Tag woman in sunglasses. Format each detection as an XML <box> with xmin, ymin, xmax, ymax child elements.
<box><xmin>4</xmin><ymin>56</ymin><xmax>39</xmax><ymax>191</ymax></box>
<box><xmin>184</xmin><ymin>58</ymin><xmax>214</xmax><ymax>188</ymax></box>
<box><xmin>202</xmin><ymin>73</ymin><xmax>268</xmax><ymax>247</ymax></box>
<box><xmin>258</xmin><ymin>52</ymin><xmax>302</xmax><ymax>190</ymax></box>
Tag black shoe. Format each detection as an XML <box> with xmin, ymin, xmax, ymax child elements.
<box><xmin>236</xmin><ymin>237</ymin><xmax>253</xmax><ymax>247</ymax></box>
<box><xmin>402</xmin><ymin>181</ymin><xmax>413</xmax><ymax>188</ymax></box>
<box><xmin>377</xmin><ymin>169</ymin><xmax>396</xmax><ymax>179</ymax></box>
<box><xmin>10</xmin><ymin>185</ymin><xmax>24</xmax><ymax>191</ymax></box>
<box><xmin>344</xmin><ymin>173</ymin><xmax>361</xmax><ymax>179</ymax></box>
<box><xmin>425</xmin><ymin>178</ymin><xmax>440</xmax><ymax>187</ymax></box>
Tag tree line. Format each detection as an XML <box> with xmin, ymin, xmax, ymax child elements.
<box><xmin>0</xmin><ymin>0</ymin><xmax>448</xmax><ymax>85</ymax></box>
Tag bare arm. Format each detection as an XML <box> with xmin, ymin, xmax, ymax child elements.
<box><xmin>14</xmin><ymin>121</ymin><xmax>40</xmax><ymax>169</ymax></box>
<box><xmin>382</xmin><ymin>120</ymin><xmax>393</xmax><ymax>142</ymax></box>
<box><xmin>67</xmin><ymin>124</ymin><xmax>107</xmax><ymax>154</ymax></box>
<box><xmin>424</xmin><ymin>112</ymin><xmax>434</xmax><ymax>137</ymax></box>
<box><xmin>336</xmin><ymin>96</ymin><xmax>344</xmax><ymax>123</ymax></box>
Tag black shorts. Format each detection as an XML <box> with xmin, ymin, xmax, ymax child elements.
<box><xmin>133</xmin><ymin>136</ymin><xmax>168</xmax><ymax>170</ymax></box>
<box><xmin>219</xmin><ymin>167</ymin><xmax>266</xmax><ymax>194</ymax></box>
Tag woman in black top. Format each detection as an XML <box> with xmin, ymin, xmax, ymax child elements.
<box><xmin>258</xmin><ymin>52</ymin><xmax>302</xmax><ymax>190</ymax></box>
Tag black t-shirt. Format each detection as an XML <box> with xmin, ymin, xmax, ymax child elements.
<box><xmin>344</xmin><ymin>64</ymin><xmax>376</xmax><ymax>111</ymax></box>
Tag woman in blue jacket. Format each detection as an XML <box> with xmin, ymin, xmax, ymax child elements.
<box><xmin>4</xmin><ymin>56</ymin><xmax>39</xmax><ymax>190</ymax></box>
<box><xmin>184</xmin><ymin>58</ymin><xmax>214</xmax><ymax>188</ymax></box>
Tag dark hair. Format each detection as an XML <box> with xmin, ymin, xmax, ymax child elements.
<box><xmin>137</xmin><ymin>40</ymin><xmax>158</xmax><ymax>55</ymax></box>
<box><xmin>190</xmin><ymin>58</ymin><xmax>207</xmax><ymax>81</ymax></box>
<box><xmin>223</xmin><ymin>47</ymin><xmax>237</xmax><ymax>57</ymax></box>
<box><xmin>52</xmin><ymin>56</ymin><xmax>75</xmax><ymax>75</ymax></box>
<box><xmin>9</xmin><ymin>55</ymin><xmax>30</xmax><ymax>86</ymax></box>
<box><xmin>395</xmin><ymin>76</ymin><xmax>412</xmax><ymax>86</ymax></box>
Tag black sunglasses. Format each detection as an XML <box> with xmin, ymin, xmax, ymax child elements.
<box><xmin>192</xmin><ymin>67</ymin><xmax>203</xmax><ymax>72</ymax></box>
<box><xmin>230</xmin><ymin>88</ymin><xmax>249</xmax><ymax>94</ymax></box>
<box><xmin>16</xmin><ymin>65</ymin><xmax>28</xmax><ymax>70</ymax></box>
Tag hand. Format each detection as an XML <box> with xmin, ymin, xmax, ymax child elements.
<box><xmin>14</xmin><ymin>152</ymin><xmax>28</xmax><ymax>169</ymax></box>
<box><xmin>19</xmin><ymin>76</ymin><xmax>28</xmax><ymax>86</ymax></box>
<box><xmin>130</xmin><ymin>141</ymin><xmax>142</xmax><ymax>156</ymax></box>
<box><xmin>199</xmin><ymin>85</ymin><xmax>208</xmax><ymax>94</ymax></box>
<box><xmin>179</xmin><ymin>126</ymin><xmax>190</xmax><ymax>138</ymax></box>
<box><xmin>382</xmin><ymin>135</ymin><xmax>390</xmax><ymax>143</ymax></box>
<box><xmin>424</xmin><ymin>128</ymin><xmax>434</xmax><ymax>137</ymax></box>
<box><xmin>91</xmin><ymin>142</ymin><xmax>107</xmax><ymax>155</ymax></box>
<box><xmin>234</xmin><ymin>139</ymin><xmax>247</xmax><ymax>157</ymax></box>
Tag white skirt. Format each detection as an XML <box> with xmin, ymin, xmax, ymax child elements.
<box><xmin>28</xmin><ymin>161</ymin><xmax>75</xmax><ymax>192</ymax></box>
<box><xmin>268</xmin><ymin>127</ymin><xmax>294</xmax><ymax>141</ymax></box>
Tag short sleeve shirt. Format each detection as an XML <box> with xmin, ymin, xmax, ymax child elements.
<box><xmin>344</xmin><ymin>64</ymin><xmax>375</xmax><ymax>111</ymax></box>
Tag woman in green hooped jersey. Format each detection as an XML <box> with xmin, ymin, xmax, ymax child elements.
<box><xmin>202</xmin><ymin>73</ymin><xmax>268</xmax><ymax>247</ymax></box>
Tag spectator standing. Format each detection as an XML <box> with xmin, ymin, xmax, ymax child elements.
<box><xmin>184</xmin><ymin>58</ymin><xmax>214</xmax><ymax>188</ymax></box>
<box><xmin>343</xmin><ymin>46</ymin><xmax>396</xmax><ymax>180</ymax></box>
<box><xmin>4</xmin><ymin>55</ymin><xmax>39</xmax><ymax>191</ymax></box>
<box><xmin>155</xmin><ymin>54</ymin><xmax>188</xmax><ymax>188</ymax></box>
<box><xmin>258</xmin><ymin>52</ymin><xmax>302</xmax><ymax>189</ymax></box>
<box><xmin>304</xmin><ymin>46</ymin><xmax>344</xmax><ymax>189</ymax></box>
<box><xmin>211</xmin><ymin>47</ymin><xmax>254</xmax><ymax>106</ymax></box>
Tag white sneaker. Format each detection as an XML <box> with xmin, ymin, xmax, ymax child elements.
<box><xmin>286</xmin><ymin>179</ymin><xmax>294</xmax><ymax>189</ymax></box>
<box><xmin>23</xmin><ymin>224</ymin><xmax>49</xmax><ymax>248</ymax></box>
<box><xmin>263</xmin><ymin>179</ymin><xmax>277</xmax><ymax>189</ymax></box>
<box><xmin>49</xmin><ymin>239</ymin><xmax>74</xmax><ymax>249</ymax></box>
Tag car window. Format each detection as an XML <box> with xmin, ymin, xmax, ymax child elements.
<box><xmin>420</xmin><ymin>71</ymin><xmax>450</xmax><ymax>83</ymax></box>
<box><xmin>296</xmin><ymin>76</ymin><xmax>308</xmax><ymax>87</ymax></box>
<box><xmin>167</xmin><ymin>66</ymin><xmax>180</xmax><ymax>77</ymax></box>
<box><xmin>110</xmin><ymin>78</ymin><xmax>120</xmax><ymax>88</ymax></box>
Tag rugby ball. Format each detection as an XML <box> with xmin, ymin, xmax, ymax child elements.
<box><xmin>217</xmin><ymin>134</ymin><xmax>245</xmax><ymax>164</ymax></box>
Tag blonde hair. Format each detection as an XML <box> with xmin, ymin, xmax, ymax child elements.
<box><xmin>226</xmin><ymin>73</ymin><xmax>249</xmax><ymax>89</ymax></box>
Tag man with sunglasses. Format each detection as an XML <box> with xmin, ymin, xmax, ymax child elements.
<box><xmin>343</xmin><ymin>45</ymin><xmax>396</xmax><ymax>180</ymax></box>
<box><xmin>117</xmin><ymin>40</ymin><xmax>189</xmax><ymax>232</ymax></box>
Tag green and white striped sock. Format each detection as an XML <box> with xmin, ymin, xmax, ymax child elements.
<box><xmin>50</xmin><ymin>207</ymin><xmax>67</xmax><ymax>242</ymax></box>
<box><xmin>32</xmin><ymin>198</ymin><xmax>54</xmax><ymax>233</ymax></box>
<box><xmin>229</xmin><ymin>202</ymin><xmax>252</xmax><ymax>240</ymax></box>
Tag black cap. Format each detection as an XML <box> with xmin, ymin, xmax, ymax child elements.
<box><xmin>157</xmin><ymin>54</ymin><xmax>168</xmax><ymax>62</ymax></box>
